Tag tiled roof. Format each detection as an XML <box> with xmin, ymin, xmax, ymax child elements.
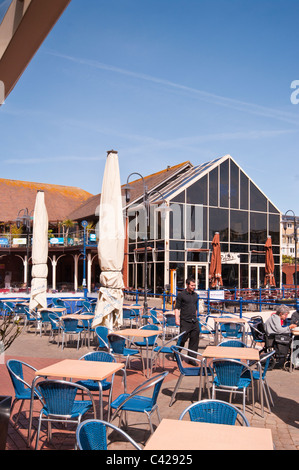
<box><xmin>0</xmin><ymin>178</ymin><xmax>93</xmax><ymax>223</ymax></box>
<box><xmin>68</xmin><ymin>161</ymin><xmax>192</xmax><ymax>221</ymax></box>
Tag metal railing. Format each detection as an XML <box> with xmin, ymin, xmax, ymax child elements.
<box><xmin>0</xmin><ymin>230</ymin><xmax>98</xmax><ymax>249</ymax></box>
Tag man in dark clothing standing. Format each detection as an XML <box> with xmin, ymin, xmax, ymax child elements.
<box><xmin>174</xmin><ymin>277</ymin><xmax>200</xmax><ymax>363</ymax></box>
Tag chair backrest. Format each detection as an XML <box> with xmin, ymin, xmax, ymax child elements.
<box><xmin>108</xmin><ymin>333</ymin><xmax>126</xmax><ymax>354</ymax></box>
<box><xmin>217</xmin><ymin>339</ymin><xmax>247</xmax><ymax>348</ymax></box>
<box><xmin>220</xmin><ymin>322</ymin><xmax>243</xmax><ymax>337</ymax></box>
<box><xmin>3</xmin><ymin>302</ymin><xmax>14</xmax><ymax>314</ymax></box>
<box><xmin>172</xmin><ymin>346</ymin><xmax>202</xmax><ymax>374</ymax></box>
<box><xmin>179</xmin><ymin>399</ymin><xmax>249</xmax><ymax>426</ymax></box>
<box><xmin>37</xmin><ymin>380</ymin><xmax>93</xmax><ymax>416</ymax></box>
<box><xmin>212</xmin><ymin>359</ymin><xmax>249</xmax><ymax>387</ymax></box>
<box><xmin>95</xmin><ymin>326</ymin><xmax>110</xmax><ymax>349</ymax></box>
<box><xmin>6</xmin><ymin>359</ymin><xmax>36</xmax><ymax>396</ymax></box>
<box><xmin>40</xmin><ymin>310</ymin><xmax>51</xmax><ymax>322</ymax></box>
<box><xmin>14</xmin><ymin>304</ymin><xmax>27</xmax><ymax>315</ymax></box>
<box><xmin>127</xmin><ymin>371</ymin><xmax>168</xmax><ymax>409</ymax></box>
<box><xmin>76</xmin><ymin>419</ymin><xmax>142</xmax><ymax>450</ymax></box>
<box><xmin>62</xmin><ymin>317</ymin><xmax>79</xmax><ymax>332</ymax></box>
<box><xmin>52</xmin><ymin>298</ymin><xmax>66</xmax><ymax>308</ymax></box>
<box><xmin>259</xmin><ymin>350</ymin><xmax>276</xmax><ymax>379</ymax></box>
<box><xmin>138</xmin><ymin>324</ymin><xmax>160</xmax><ymax>346</ymax></box>
<box><xmin>48</xmin><ymin>313</ymin><xmax>60</xmax><ymax>329</ymax></box>
<box><xmin>122</xmin><ymin>308</ymin><xmax>133</xmax><ymax>319</ymax></box>
<box><xmin>164</xmin><ymin>314</ymin><xmax>176</xmax><ymax>327</ymax></box>
<box><xmin>79</xmin><ymin>351</ymin><xmax>115</xmax><ymax>363</ymax></box>
<box><xmin>82</xmin><ymin>300</ymin><xmax>92</xmax><ymax>312</ymax></box>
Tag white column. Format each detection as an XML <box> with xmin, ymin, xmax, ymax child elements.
<box><xmin>87</xmin><ymin>252</ymin><xmax>92</xmax><ymax>293</ymax></box>
<box><xmin>74</xmin><ymin>254</ymin><xmax>79</xmax><ymax>291</ymax></box>
<box><xmin>52</xmin><ymin>255</ymin><xmax>57</xmax><ymax>291</ymax></box>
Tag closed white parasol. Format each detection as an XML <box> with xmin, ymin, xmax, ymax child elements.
<box><xmin>92</xmin><ymin>150</ymin><xmax>125</xmax><ymax>329</ymax></box>
<box><xmin>29</xmin><ymin>190</ymin><xmax>48</xmax><ymax>310</ymax></box>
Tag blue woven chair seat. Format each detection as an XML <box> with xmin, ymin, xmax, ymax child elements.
<box><xmin>214</xmin><ymin>376</ymin><xmax>251</xmax><ymax>389</ymax></box>
<box><xmin>111</xmin><ymin>393</ymin><xmax>154</xmax><ymax>413</ymax></box>
<box><xmin>123</xmin><ymin>347</ymin><xmax>139</xmax><ymax>356</ymax></box>
<box><xmin>76</xmin><ymin>379</ymin><xmax>111</xmax><ymax>391</ymax></box>
<box><xmin>41</xmin><ymin>399</ymin><xmax>93</xmax><ymax>418</ymax></box>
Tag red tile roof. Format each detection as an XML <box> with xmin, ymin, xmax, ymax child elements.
<box><xmin>0</xmin><ymin>178</ymin><xmax>93</xmax><ymax>223</ymax></box>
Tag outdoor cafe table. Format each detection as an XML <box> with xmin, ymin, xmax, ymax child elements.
<box><xmin>143</xmin><ymin>418</ymin><xmax>273</xmax><ymax>450</ymax></box>
<box><xmin>28</xmin><ymin>359</ymin><xmax>125</xmax><ymax>444</ymax></box>
<box><xmin>114</xmin><ymin>328</ymin><xmax>162</xmax><ymax>377</ymax></box>
<box><xmin>213</xmin><ymin>317</ymin><xmax>248</xmax><ymax>345</ymax></box>
<box><xmin>60</xmin><ymin>313</ymin><xmax>95</xmax><ymax>347</ymax></box>
<box><xmin>201</xmin><ymin>345</ymin><xmax>261</xmax><ymax>414</ymax></box>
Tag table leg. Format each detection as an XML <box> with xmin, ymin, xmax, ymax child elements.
<box><xmin>27</xmin><ymin>375</ymin><xmax>40</xmax><ymax>447</ymax></box>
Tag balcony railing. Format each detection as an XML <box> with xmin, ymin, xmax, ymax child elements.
<box><xmin>0</xmin><ymin>230</ymin><xmax>98</xmax><ymax>249</ymax></box>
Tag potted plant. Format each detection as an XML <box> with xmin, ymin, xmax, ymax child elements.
<box><xmin>0</xmin><ymin>312</ymin><xmax>22</xmax><ymax>450</ymax></box>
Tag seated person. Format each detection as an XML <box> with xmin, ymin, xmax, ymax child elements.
<box><xmin>265</xmin><ymin>305</ymin><xmax>297</xmax><ymax>336</ymax></box>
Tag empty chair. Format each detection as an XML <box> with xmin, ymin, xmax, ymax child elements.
<box><xmin>34</xmin><ymin>380</ymin><xmax>96</xmax><ymax>450</ymax></box>
<box><xmin>95</xmin><ymin>325</ymin><xmax>111</xmax><ymax>351</ymax></box>
<box><xmin>48</xmin><ymin>313</ymin><xmax>61</xmax><ymax>345</ymax></box>
<box><xmin>60</xmin><ymin>317</ymin><xmax>82</xmax><ymax>350</ymax></box>
<box><xmin>169</xmin><ymin>346</ymin><xmax>212</xmax><ymax>406</ymax></box>
<box><xmin>23</xmin><ymin>308</ymin><xmax>38</xmax><ymax>331</ymax></box>
<box><xmin>108</xmin><ymin>333</ymin><xmax>141</xmax><ymax>370</ymax></box>
<box><xmin>179</xmin><ymin>399</ymin><xmax>249</xmax><ymax>426</ymax></box>
<box><xmin>211</xmin><ymin>358</ymin><xmax>254</xmax><ymax>415</ymax></box>
<box><xmin>76</xmin><ymin>351</ymin><xmax>117</xmax><ymax>420</ymax></box>
<box><xmin>163</xmin><ymin>313</ymin><xmax>179</xmax><ymax>339</ymax></box>
<box><xmin>122</xmin><ymin>307</ymin><xmax>139</xmax><ymax>328</ymax></box>
<box><xmin>38</xmin><ymin>310</ymin><xmax>52</xmax><ymax>336</ymax></box>
<box><xmin>151</xmin><ymin>331</ymin><xmax>185</xmax><ymax>373</ymax></box>
<box><xmin>132</xmin><ymin>324</ymin><xmax>160</xmax><ymax>371</ymax></box>
<box><xmin>198</xmin><ymin>316</ymin><xmax>216</xmax><ymax>341</ymax></box>
<box><xmin>6</xmin><ymin>359</ymin><xmax>42</xmax><ymax>428</ymax></box>
<box><xmin>76</xmin><ymin>419</ymin><xmax>142</xmax><ymax>450</ymax></box>
<box><xmin>220</xmin><ymin>321</ymin><xmax>244</xmax><ymax>341</ymax></box>
<box><xmin>110</xmin><ymin>371</ymin><xmax>168</xmax><ymax>434</ymax></box>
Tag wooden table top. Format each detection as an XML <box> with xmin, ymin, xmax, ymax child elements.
<box><xmin>213</xmin><ymin>317</ymin><xmax>247</xmax><ymax>324</ymax></box>
<box><xmin>114</xmin><ymin>328</ymin><xmax>162</xmax><ymax>338</ymax></box>
<box><xmin>144</xmin><ymin>419</ymin><xmax>273</xmax><ymax>450</ymax></box>
<box><xmin>35</xmin><ymin>359</ymin><xmax>124</xmax><ymax>381</ymax></box>
<box><xmin>202</xmin><ymin>345</ymin><xmax>260</xmax><ymax>361</ymax></box>
<box><xmin>38</xmin><ymin>307</ymin><xmax>66</xmax><ymax>312</ymax></box>
<box><xmin>61</xmin><ymin>314</ymin><xmax>94</xmax><ymax>320</ymax></box>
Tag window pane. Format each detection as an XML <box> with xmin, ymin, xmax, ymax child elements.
<box><xmin>209</xmin><ymin>208</ymin><xmax>229</xmax><ymax>242</ymax></box>
<box><xmin>169</xmin><ymin>203</ymin><xmax>184</xmax><ymax>239</ymax></box>
<box><xmin>250</xmin><ymin>182</ymin><xmax>267</xmax><ymax>212</ymax></box>
<box><xmin>230</xmin><ymin>210</ymin><xmax>248</xmax><ymax>242</ymax></box>
<box><xmin>240</xmin><ymin>171</ymin><xmax>249</xmax><ymax>210</ymax></box>
<box><xmin>250</xmin><ymin>212</ymin><xmax>267</xmax><ymax>244</ymax></box>
<box><xmin>185</xmin><ymin>204</ymin><xmax>205</xmax><ymax>240</ymax></box>
<box><xmin>220</xmin><ymin>160</ymin><xmax>229</xmax><ymax>207</ymax></box>
<box><xmin>230</xmin><ymin>161</ymin><xmax>239</xmax><ymax>209</ymax></box>
<box><xmin>186</xmin><ymin>175</ymin><xmax>207</xmax><ymax>205</ymax></box>
<box><xmin>269</xmin><ymin>214</ymin><xmax>280</xmax><ymax>245</ymax></box>
<box><xmin>209</xmin><ymin>167</ymin><xmax>218</xmax><ymax>206</ymax></box>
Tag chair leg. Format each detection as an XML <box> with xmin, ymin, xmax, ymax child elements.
<box><xmin>169</xmin><ymin>375</ymin><xmax>183</xmax><ymax>407</ymax></box>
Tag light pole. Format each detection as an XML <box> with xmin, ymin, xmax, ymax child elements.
<box><xmin>282</xmin><ymin>210</ymin><xmax>298</xmax><ymax>305</ymax></box>
<box><xmin>16</xmin><ymin>208</ymin><xmax>32</xmax><ymax>294</ymax></box>
<box><xmin>125</xmin><ymin>173</ymin><xmax>169</xmax><ymax>317</ymax></box>
<box><xmin>81</xmin><ymin>220</ymin><xmax>88</xmax><ymax>298</ymax></box>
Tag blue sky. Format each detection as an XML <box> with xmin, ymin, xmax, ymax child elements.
<box><xmin>1</xmin><ymin>0</ymin><xmax>299</xmax><ymax>215</ymax></box>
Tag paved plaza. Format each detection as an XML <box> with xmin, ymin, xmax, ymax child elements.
<box><xmin>1</xmin><ymin>319</ymin><xmax>299</xmax><ymax>451</ymax></box>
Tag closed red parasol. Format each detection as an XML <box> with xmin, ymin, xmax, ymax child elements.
<box><xmin>209</xmin><ymin>232</ymin><xmax>223</xmax><ymax>288</ymax></box>
<box><xmin>264</xmin><ymin>236</ymin><xmax>275</xmax><ymax>287</ymax></box>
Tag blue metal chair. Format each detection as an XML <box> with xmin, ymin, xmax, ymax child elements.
<box><xmin>110</xmin><ymin>371</ymin><xmax>168</xmax><ymax>434</ymax></box>
<box><xmin>95</xmin><ymin>325</ymin><xmax>111</xmax><ymax>351</ymax></box>
<box><xmin>48</xmin><ymin>313</ymin><xmax>61</xmax><ymax>345</ymax></box>
<box><xmin>132</xmin><ymin>324</ymin><xmax>161</xmax><ymax>374</ymax></box>
<box><xmin>122</xmin><ymin>307</ymin><xmax>139</xmax><ymax>328</ymax></box>
<box><xmin>35</xmin><ymin>379</ymin><xmax>96</xmax><ymax>450</ymax></box>
<box><xmin>108</xmin><ymin>333</ymin><xmax>141</xmax><ymax>370</ymax></box>
<box><xmin>151</xmin><ymin>331</ymin><xmax>185</xmax><ymax>373</ymax></box>
<box><xmin>211</xmin><ymin>358</ymin><xmax>254</xmax><ymax>415</ymax></box>
<box><xmin>6</xmin><ymin>359</ymin><xmax>42</xmax><ymax>427</ymax></box>
<box><xmin>242</xmin><ymin>350</ymin><xmax>275</xmax><ymax>416</ymax></box>
<box><xmin>76</xmin><ymin>419</ymin><xmax>142</xmax><ymax>450</ymax></box>
<box><xmin>76</xmin><ymin>351</ymin><xmax>118</xmax><ymax>421</ymax></box>
<box><xmin>198</xmin><ymin>316</ymin><xmax>216</xmax><ymax>340</ymax></box>
<box><xmin>23</xmin><ymin>308</ymin><xmax>38</xmax><ymax>331</ymax></box>
<box><xmin>179</xmin><ymin>399</ymin><xmax>249</xmax><ymax>426</ymax></box>
<box><xmin>220</xmin><ymin>321</ymin><xmax>244</xmax><ymax>341</ymax></box>
<box><xmin>169</xmin><ymin>346</ymin><xmax>212</xmax><ymax>406</ymax></box>
<box><xmin>163</xmin><ymin>313</ymin><xmax>179</xmax><ymax>338</ymax></box>
<box><xmin>52</xmin><ymin>297</ymin><xmax>71</xmax><ymax>313</ymax></box>
<box><xmin>60</xmin><ymin>317</ymin><xmax>82</xmax><ymax>349</ymax></box>
<box><xmin>38</xmin><ymin>310</ymin><xmax>52</xmax><ymax>336</ymax></box>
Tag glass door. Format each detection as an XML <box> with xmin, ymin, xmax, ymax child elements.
<box><xmin>186</xmin><ymin>264</ymin><xmax>208</xmax><ymax>290</ymax></box>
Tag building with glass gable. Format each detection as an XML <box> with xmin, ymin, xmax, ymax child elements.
<box><xmin>126</xmin><ymin>154</ymin><xmax>281</xmax><ymax>293</ymax></box>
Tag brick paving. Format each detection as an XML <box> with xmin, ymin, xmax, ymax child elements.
<box><xmin>1</xmin><ymin>324</ymin><xmax>299</xmax><ymax>451</ymax></box>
